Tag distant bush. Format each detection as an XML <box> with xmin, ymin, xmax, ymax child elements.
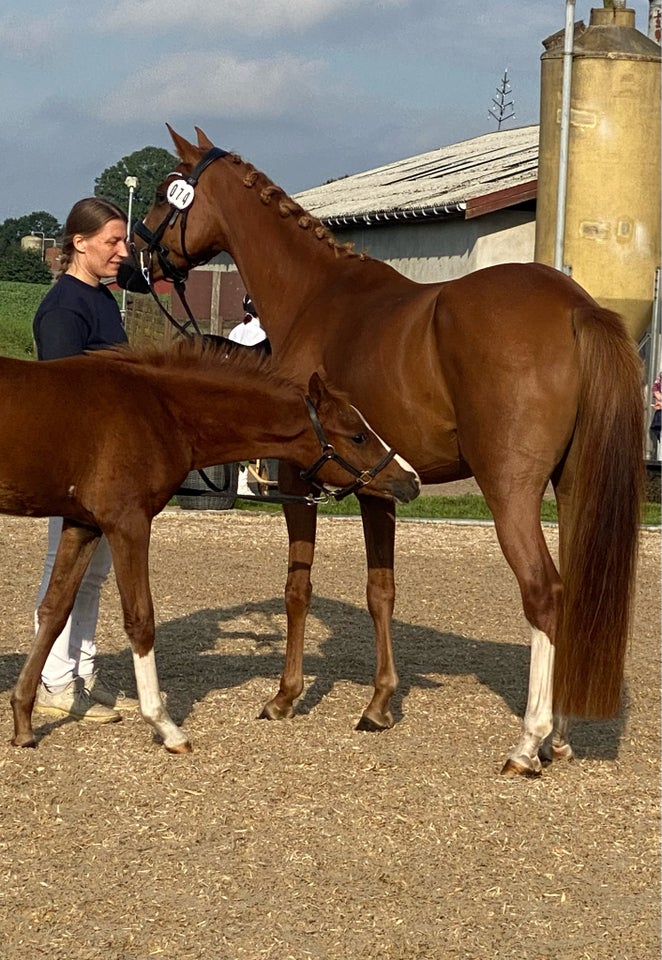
<box><xmin>0</xmin><ymin>248</ymin><xmax>53</xmax><ymax>284</ymax></box>
<box><xmin>0</xmin><ymin>280</ymin><xmax>50</xmax><ymax>358</ymax></box>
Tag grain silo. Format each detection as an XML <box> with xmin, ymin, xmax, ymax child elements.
<box><xmin>20</xmin><ymin>235</ymin><xmax>42</xmax><ymax>255</ymax></box>
<box><xmin>534</xmin><ymin>4</ymin><xmax>661</xmax><ymax>341</ymax></box>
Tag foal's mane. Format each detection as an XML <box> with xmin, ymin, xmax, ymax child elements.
<box><xmin>90</xmin><ymin>336</ymin><xmax>275</xmax><ymax>380</ymax></box>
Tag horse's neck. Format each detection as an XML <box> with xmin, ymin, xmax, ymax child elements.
<box><xmin>212</xmin><ymin>165</ymin><xmax>339</xmax><ymax>342</ymax></box>
<box><xmin>165</xmin><ymin>372</ymin><xmax>305</xmax><ymax>466</ymax></box>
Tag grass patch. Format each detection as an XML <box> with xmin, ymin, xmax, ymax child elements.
<box><xmin>232</xmin><ymin>492</ymin><xmax>661</xmax><ymax>526</ymax></box>
<box><xmin>0</xmin><ymin>280</ymin><xmax>50</xmax><ymax>358</ymax></box>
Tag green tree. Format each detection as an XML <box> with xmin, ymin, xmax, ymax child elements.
<box><xmin>0</xmin><ymin>211</ymin><xmax>61</xmax><ymax>257</ymax></box>
<box><xmin>94</xmin><ymin>146</ymin><xmax>178</xmax><ymax>221</ymax></box>
<box><xmin>0</xmin><ymin>248</ymin><xmax>53</xmax><ymax>284</ymax></box>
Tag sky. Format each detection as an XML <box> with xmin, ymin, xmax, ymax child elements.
<box><xmin>0</xmin><ymin>0</ymin><xmax>655</xmax><ymax>226</ymax></box>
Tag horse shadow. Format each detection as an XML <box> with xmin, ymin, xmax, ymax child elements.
<box><xmin>143</xmin><ymin>595</ymin><xmax>627</xmax><ymax>760</ymax></box>
<box><xmin>0</xmin><ymin>594</ymin><xmax>626</xmax><ymax>759</ymax></box>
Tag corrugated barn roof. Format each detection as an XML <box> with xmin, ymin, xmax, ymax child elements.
<box><xmin>295</xmin><ymin>124</ymin><xmax>539</xmax><ymax>227</ymax></box>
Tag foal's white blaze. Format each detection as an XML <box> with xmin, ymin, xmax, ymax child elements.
<box><xmin>132</xmin><ymin>649</ymin><xmax>188</xmax><ymax>749</ymax></box>
<box><xmin>509</xmin><ymin>626</ymin><xmax>555</xmax><ymax>769</ymax></box>
<box><xmin>352</xmin><ymin>406</ymin><xmax>419</xmax><ymax>479</ymax></box>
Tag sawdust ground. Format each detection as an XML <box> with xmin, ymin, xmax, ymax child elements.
<box><xmin>0</xmin><ymin>511</ymin><xmax>659</xmax><ymax>960</ymax></box>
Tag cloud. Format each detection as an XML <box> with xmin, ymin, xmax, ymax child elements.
<box><xmin>98</xmin><ymin>52</ymin><xmax>326</xmax><ymax>123</ymax></box>
<box><xmin>103</xmin><ymin>0</ymin><xmax>409</xmax><ymax>34</ymax></box>
<box><xmin>0</xmin><ymin>14</ymin><xmax>59</xmax><ymax>60</ymax></box>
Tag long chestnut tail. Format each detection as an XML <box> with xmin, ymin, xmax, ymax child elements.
<box><xmin>554</xmin><ymin>306</ymin><xmax>645</xmax><ymax>718</ymax></box>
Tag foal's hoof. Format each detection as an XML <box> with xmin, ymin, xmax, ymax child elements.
<box><xmin>166</xmin><ymin>740</ymin><xmax>193</xmax><ymax>755</ymax></box>
<box><xmin>500</xmin><ymin>756</ymin><xmax>542</xmax><ymax>778</ymax></box>
<box><xmin>355</xmin><ymin>711</ymin><xmax>393</xmax><ymax>733</ymax></box>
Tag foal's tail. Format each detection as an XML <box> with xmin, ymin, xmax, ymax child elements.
<box><xmin>554</xmin><ymin>305</ymin><xmax>645</xmax><ymax>718</ymax></box>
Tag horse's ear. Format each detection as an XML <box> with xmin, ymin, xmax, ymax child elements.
<box><xmin>166</xmin><ymin>123</ymin><xmax>198</xmax><ymax>162</ymax></box>
<box><xmin>195</xmin><ymin>127</ymin><xmax>215</xmax><ymax>150</ymax></box>
<box><xmin>307</xmin><ymin>369</ymin><xmax>330</xmax><ymax>409</ymax></box>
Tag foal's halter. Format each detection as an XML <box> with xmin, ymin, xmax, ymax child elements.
<box><xmin>179</xmin><ymin>395</ymin><xmax>397</xmax><ymax>506</ymax></box>
<box><xmin>123</xmin><ymin>146</ymin><xmax>398</xmax><ymax>503</ymax></box>
<box><xmin>300</xmin><ymin>398</ymin><xmax>396</xmax><ymax>502</ymax></box>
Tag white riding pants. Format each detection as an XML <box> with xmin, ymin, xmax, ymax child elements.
<box><xmin>35</xmin><ymin>517</ymin><xmax>113</xmax><ymax>690</ymax></box>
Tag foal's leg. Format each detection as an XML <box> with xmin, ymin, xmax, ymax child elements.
<box><xmin>356</xmin><ymin>495</ymin><xmax>398</xmax><ymax>730</ymax></box>
<box><xmin>260</xmin><ymin>465</ymin><xmax>318</xmax><ymax>720</ymax></box>
<box><xmin>487</xmin><ymin>495</ymin><xmax>563</xmax><ymax>777</ymax></box>
<box><xmin>11</xmin><ymin>522</ymin><xmax>101</xmax><ymax>747</ymax></box>
<box><xmin>106</xmin><ymin>523</ymin><xmax>191</xmax><ymax>753</ymax></box>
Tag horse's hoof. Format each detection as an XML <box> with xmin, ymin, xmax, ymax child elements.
<box><xmin>166</xmin><ymin>740</ymin><xmax>193</xmax><ymax>755</ymax></box>
<box><xmin>355</xmin><ymin>712</ymin><xmax>393</xmax><ymax>732</ymax></box>
<box><xmin>11</xmin><ymin>735</ymin><xmax>37</xmax><ymax>749</ymax></box>
<box><xmin>500</xmin><ymin>756</ymin><xmax>542</xmax><ymax>778</ymax></box>
<box><xmin>258</xmin><ymin>702</ymin><xmax>294</xmax><ymax>721</ymax></box>
<box><xmin>539</xmin><ymin>739</ymin><xmax>575</xmax><ymax>764</ymax></box>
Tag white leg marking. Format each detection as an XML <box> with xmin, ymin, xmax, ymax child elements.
<box><xmin>552</xmin><ymin>714</ymin><xmax>575</xmax><ymax>760</ymax></box>
<box><xmin>132</xmin><ymin>649</ymin><xmax>189</xmax><ymax>750</ymax></box>
<box><xmin>508</xmin><ymin>626</ymin><xmax>555</xmax><ymax>772</ymax></box>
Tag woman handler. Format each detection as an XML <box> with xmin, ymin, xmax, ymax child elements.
<box><xmin>33</xmin><ymin>197</ymin><xmax>139</xmax><ymax>722</ymax></box>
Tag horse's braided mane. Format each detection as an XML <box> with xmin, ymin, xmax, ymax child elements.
<box><xmin>230</xmin><ymin>154</ymin><xmax>368</xmax><ymax>262</ymax></box>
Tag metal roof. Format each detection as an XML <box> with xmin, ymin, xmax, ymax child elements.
<box><xmin>294</xmin><ymin>124</ymin><xmax>539</xmax><ymax>227</ymax></box>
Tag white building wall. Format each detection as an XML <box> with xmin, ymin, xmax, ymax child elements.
<box><xmin>330</xmin><ymin>210</ymin><xmax>536</xmax><ymax>283</ymax></box>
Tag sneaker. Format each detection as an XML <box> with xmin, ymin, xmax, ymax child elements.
<box><xmin>86</xmin><ymin>671</ymin><xmax>140</xmax><ymax>711</ymax></box>
<box><xmin>36</xmin><ymin>678</ymin><xmax>121</xmax><ymax>723</ymax></box>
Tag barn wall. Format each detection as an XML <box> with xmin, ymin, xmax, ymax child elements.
<box><xmin>170</xmin><ymin>263</ymin><xmax>247</xmax><ymax>337</ymax></box>
<box><xmin>331</xmin><ymin>210</ymin><xmax>536</xmax><ymax>283</ymax></box>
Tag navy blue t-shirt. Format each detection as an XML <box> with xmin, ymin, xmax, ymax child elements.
<box><xmin>33</xmin><ymin>274</ymin><xmax>128</xmax><ymax>360</ymax></box>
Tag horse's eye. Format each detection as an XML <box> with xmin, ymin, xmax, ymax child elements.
<box><xmin>155</xmin><ymin>191</ymin><xmax>166</xmax><ymax>204</ymax></box>
<box><xmin>351</xmin><ymin>432</ymin><xmax>368</xmax><ymax>445</ymax></box>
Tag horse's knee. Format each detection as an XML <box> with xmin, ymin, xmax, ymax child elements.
<box><xmin>366</xmin><ymin>575</ymin><xmax>395</xmax><ymax>620</ymax></box>
<box><xmin>123</xmin><ymin>614</ymin><xmax>154</xmax><ymax>658</ymax></box>
<box><xmin>284</xmin><ymin>575</ymin><xmax>312</xmax><ymax>617</ymax></box>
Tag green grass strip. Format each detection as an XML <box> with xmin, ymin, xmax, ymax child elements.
<box><xmin>233</xmin><ymin>492</ymin><xmax>660</xmax><ymax>527</ymax></box>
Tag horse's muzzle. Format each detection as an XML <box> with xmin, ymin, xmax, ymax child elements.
<box><xmin>117</xmin><ymin>255</ymin><xmax>151</xmax><ymax>294</ymax></box>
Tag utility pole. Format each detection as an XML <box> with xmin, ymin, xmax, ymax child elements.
<box><xmin>121</xmin><ymin>176</ymin><xmax>138</xmax><ymax>323</ymax></box>
<box><xmin>488</xmin><ymin>69</ymin><xmax>516</xmax><ymax>130</ymax></box>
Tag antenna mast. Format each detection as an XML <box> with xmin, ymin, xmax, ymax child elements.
<box><xmin>488</xmin><ymin>68</ymin><xmax>516</xmax><ymax>129</ymax></box>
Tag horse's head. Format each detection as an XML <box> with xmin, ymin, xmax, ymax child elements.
<box><xmin>118</xmin><ymin>126</ymin><xmax>230</xmax><ymax>293</ymax></box>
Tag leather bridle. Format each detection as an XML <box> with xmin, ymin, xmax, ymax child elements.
<box><xmin>119</xmin><ymin>146</ymin><xmax>229</xmax><ymax>337</ymax></box>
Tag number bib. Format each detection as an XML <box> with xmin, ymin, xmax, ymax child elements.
<box><xmin>166</xmin><ymin>179</ymin><xmax>195</xmax><ymax>210</ymax></box>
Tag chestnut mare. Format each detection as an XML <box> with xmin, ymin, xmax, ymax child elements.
<box><xmin>7</xmin><ymin>338</ymin><xmax>419</xmax><ymax>752</ymax></box>
<box><xmin>127</xmin><ymin>127</ymin><xmax>645</xmax><ymax>776</ymax></box>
